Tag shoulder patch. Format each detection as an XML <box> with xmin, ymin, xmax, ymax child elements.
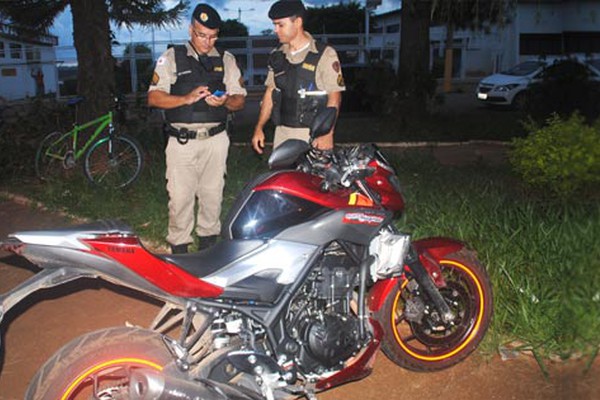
<box><xmin>332</xmin><ymin>61</ymin><xmax>340</xmax><ymax>73</ymax></box>
<box><xmin>157</xmin><ymin>56</ymin><xmax>166</xmax><ymax>66</ymax></box>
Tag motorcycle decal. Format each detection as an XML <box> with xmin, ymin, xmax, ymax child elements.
<box><xmin>83</xmin><ymin>235</ymin><xmax>223</xmax><ymax>298</ymax></box>
<box><xmin>342</xmin><ymin>212</ymin><xmax>385</xmax><ymax>226</ymax></box>
<box><xmin>348</xmin><ymin>192</ymin><xmax>373</xmax><ymax>207</ymax></box>
<box><xmin>61</xmin><ymin>357</ymin><xmax>163</xmax><ymax>400</ymax></box>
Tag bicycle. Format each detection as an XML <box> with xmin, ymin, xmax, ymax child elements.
<box><xmin>35</xmin><ymin>97</ymin><xmax>144</xmax><ymax>189</ymax></box>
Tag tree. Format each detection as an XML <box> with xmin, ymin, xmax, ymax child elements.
<box><xmin>220</xmin><ymin>19</ymin><xmax>249</xmax><ymax>37</ymax></box>
<box><xmin>398</xmin><ymin>0</ymin><xmax>433</xmax><ymax>117</ymax></box>
<box><xmin>0</xmin><ymin>0</ymin><xmax>187</xmax><ymax>122</ymax></box>
<box><xmin>304</xmin><ymin>2</ymin><xmax>366</xmax><ymax>34</ymax></box>
<box><xmin>431</xmin><ymin>0</ymin><xmax>514</xmax><ymax>92</ymax></box>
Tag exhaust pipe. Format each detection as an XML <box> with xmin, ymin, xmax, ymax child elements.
<box><xmin>129</xmin><ymin>369</ymin><xmax>259</xmax><ymax>400</ymax></box>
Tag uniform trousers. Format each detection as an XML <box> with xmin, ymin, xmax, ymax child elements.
<box><xmin>165</xmin><ymin>131</ymin><xmax>229</xmax><ymax>245</ymax></box>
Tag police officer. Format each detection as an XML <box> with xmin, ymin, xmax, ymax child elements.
<box><xmin>148</xmin><ymin>3</ymin><xmax>247</xmax><ymax>254</ymax></box>
<box><xmin>251</xmin><ymin>0</ymin><xmax>345</xmax><ymax>154</ymax></box>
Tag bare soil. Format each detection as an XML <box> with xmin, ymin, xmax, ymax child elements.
<box><xmin>0</xmin><ymin>198</ymin><xmax>597</xmax><ymax>400</ymax></box>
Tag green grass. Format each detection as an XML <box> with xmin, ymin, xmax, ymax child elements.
<box><xmin>3</xmin><ymin>146</ymin><xmax>599</xmax><ymax>361</ymax></box>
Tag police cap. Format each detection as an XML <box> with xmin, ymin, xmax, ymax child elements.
<box><xmin>192</xmin><ymin>3</ymin><xmax>222</xmax><ymax>29</ymax></box>
<box><xmin>268</xmin><ymin>0</ymin><xmax>306</xmax><ymax>20</ymax></box>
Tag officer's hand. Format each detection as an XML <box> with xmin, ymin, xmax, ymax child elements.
<box><xmin>206</xmin><ymin>93</ymin><xmax>228</xmax><ymax>107</ymax></box>
<box><xmin>252</xmin><ymin>129</ymin><xmax>265</xmax><ymax>154</ymax></box>
<box><xmin>312</xmin><ymin>132</ymin><xmax>334</xmax><ymax>151</ymax></box>
<box><xmin>184</xmin><ymin>86</ymin><xmax>210</xmax><ymax>105</ymax></box>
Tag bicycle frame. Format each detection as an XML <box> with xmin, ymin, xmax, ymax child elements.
<box><xmin>45</xmin><ymin>111</ymin><xmax>114</xmax><ymax>162</ymax></box>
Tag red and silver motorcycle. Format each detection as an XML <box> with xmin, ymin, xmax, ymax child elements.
<box><xmin>0</xmin><ymin>108</ymin><xmax>493</xmax><ymax>399</ymax></box>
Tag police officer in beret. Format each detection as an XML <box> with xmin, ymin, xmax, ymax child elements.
<box><xmin>148</xmin><ymin>3</ymin><xmax>247</xmax><ymax>254</ymax></box>
<box><xmin>252</xmin><ymin>0</ymin><xmax>345</xmax><ymax>153</ymax></box>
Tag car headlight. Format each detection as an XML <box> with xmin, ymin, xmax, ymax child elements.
<box><xmin>495</xmin><ymin>84</ymin><xmax>520</xmax><ymax>92</ymax></box>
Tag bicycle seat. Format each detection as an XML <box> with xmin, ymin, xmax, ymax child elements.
<box><xmin>67</xmin><ymin>96</ymin><xmax>85</xmax><ymax>107</ymax></box>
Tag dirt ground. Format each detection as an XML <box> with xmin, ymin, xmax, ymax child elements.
<box><xmin>0</xmin><ymin>198</ymin><xmax>598</xmax><ymax>400</ymax></box>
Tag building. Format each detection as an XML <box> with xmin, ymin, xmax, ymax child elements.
<box><xmin>371</xmin><ymin>0</ymin><xmax>600</xmax><ymax>78</ymax></box>
<box><xmin>0</xmin><ymin>23</ymin><xmax>59</xmax><ymax>101</ymax></box>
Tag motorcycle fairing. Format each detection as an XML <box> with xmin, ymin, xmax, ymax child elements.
<box><xmin>254</xmin><ymin>171</ymin><xmax>353</xmax><ymax>209</ymax></box>
<box><xmin>368</xmin><ymin>237</ymin><xmax>467</xmax><ymax>313</ymax></box>
<box><xmin>275</xmin><ymin>208</ymin><xmax>393</xmax><ymax>246</ymax></box>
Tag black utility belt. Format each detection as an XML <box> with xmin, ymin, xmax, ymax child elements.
<box><xmin>166</xmin><ymin>123</ymin><xmax>225</xmax><ymax>144</ymax></box>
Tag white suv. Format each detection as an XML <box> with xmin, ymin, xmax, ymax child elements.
<box><xmin>476</xmin><ymin>60</ymin><xmax>547</xmax><ymax>109</ymax></box>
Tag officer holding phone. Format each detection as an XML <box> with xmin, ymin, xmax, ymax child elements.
<box><xmin>148</xmin><ymin>3</ymin><xmax>247</xmax><ymax>254</ymax></box>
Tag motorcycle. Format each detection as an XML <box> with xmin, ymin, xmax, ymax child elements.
<box><xmin>0</xmin><ymin>108</ymin><xmax>493</xmax><ymax>399</ymax></box>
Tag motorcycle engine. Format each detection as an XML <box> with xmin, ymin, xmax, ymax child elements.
<box><xmin>286</xmin><ymin>243</ymin><xmax>361</xmax><ymax>374</ymax></box>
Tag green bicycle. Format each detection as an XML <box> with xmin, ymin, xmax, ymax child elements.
<box><xmin>35</xmin><ymin>97</ymin><xmax>143</xmax><ymax>189</ymax></box>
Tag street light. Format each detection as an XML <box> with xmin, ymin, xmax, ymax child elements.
<box><xmin>223</xmin><ymin>7</ymin><xmax>255</xmax><ymax>22</ymax></box>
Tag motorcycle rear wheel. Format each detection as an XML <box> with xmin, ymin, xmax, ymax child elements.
<box><xmin>377</xmin><ymin>249</ymin><xmax>493</xmax><ymax>371</ymax></box>
<box><xmin>25</xmin><ymin>326</ymin><xmax>172</xmax><ymax>400</ymax></box>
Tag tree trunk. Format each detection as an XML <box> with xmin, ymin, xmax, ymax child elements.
<box><xmin>71</xmin><ymin>0</ymin><xmax>114</xmax><ymax>123</ymax></box>
<box><xmin>398</xmin><ymin>0</ymin><xmax>432</xmax><ymax>116</ymax></box>
<box><xmin>443</xmin><ymin>23</ymin><xmax>455</xmax><ymax>93</ymax></box>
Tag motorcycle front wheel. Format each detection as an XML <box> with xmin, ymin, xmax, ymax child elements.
<box><xmin>25</xmin><ymin>326</ymin><xmax>172</xmax><ymax>400</ymax></box>
<box><xmin>376</xmin><ymin>249</ymin><xmax>493</xmax><ymax>372</ymax></box>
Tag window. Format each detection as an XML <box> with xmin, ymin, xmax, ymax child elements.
<box><xmin>520</xmin><ymin>34</ymin><xmax>562</xmax><ymax>56</ymax></box>
<box><xmin>25</xmin><ymin>45</ymin><xmax>41</xmax><ymax>62</ymax></box>
<box><xmin>10</xmin><ymin>43</ymin><xmax>22</xmax><ymax>59</ymax></box>
<box><xmin>564</xmin><ymin>31</ymin><xmax>600</xmax><ymax>54</ymax></box>
<box><xmin>385</xmin><ymin>24</ymin><xmax>400</xmax><ymax>34</ymax></box>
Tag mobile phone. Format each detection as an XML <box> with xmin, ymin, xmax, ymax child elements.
<box><xmin>212</xmin><ymin>90</ymin><xmax>226</xmax><ymax>97</ymax></box>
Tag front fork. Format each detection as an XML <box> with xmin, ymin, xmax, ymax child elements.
<box><xmin>404</xmin><ymin>246</ymin><xmax>455</xmax><ymax>324</ymax></box>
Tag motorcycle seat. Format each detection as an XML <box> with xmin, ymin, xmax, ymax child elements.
<box><xmin>159</xmin><ymin>239</ymin><xmax>265</xmax><ymax>279</ymax></box>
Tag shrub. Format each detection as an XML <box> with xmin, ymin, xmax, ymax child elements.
<box><xmin>510</xmin><ymin>113</ymin><xmax>600</xmax><ymax>197</ymax></box>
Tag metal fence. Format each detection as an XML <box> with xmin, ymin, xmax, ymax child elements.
<box><xmin>56</xmin><ymin>33</ymin><xmax>400</xmax><ymax>97</ymax></box>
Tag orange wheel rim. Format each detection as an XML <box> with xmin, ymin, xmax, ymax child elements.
<box><xmin>60</xmin><ymin>358</ymin><xmax>163</xmax><ymax>400</ymax></box>
<box><xmin>390</xmin><ymin>259</ymin><xmax>486</xmax><ymax>362</ymax></box>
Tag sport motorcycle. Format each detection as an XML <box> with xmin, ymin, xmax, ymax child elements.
<box><xmin>0</xmin><ymin>108</ymin><xmax>493</xmax><ymax>399</ymax></box>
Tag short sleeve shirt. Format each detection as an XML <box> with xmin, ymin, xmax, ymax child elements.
<box><xmin>265</xmin><ymin>32</ymin><xmax>346</xmax><ymax>93</ymax></box>
<box><xmin>149</xmin><ymin>42</ymin><xmax>247</xmax><ymax>130</ymax></box>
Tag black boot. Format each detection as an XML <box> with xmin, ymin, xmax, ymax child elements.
<box><xmin>197</xmin><ymin>235</ymin><xmax>218</xmax><ymax>251</ymax></box>
<box><xmin>170</xmin><ymin>243</ymin><xmax>189</xmax><ymax>254</ymax></box>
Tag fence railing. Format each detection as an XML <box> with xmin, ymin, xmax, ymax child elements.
<box><xmin>56</xmin><ymin>33</ymin><xmax>401</xmax><ymax>97</ymax></box>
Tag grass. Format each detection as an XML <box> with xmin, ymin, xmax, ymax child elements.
<box><xmin>3</xmin><ymin>144</ymin><xmax>599</xmax><ymax>362</ymax></box>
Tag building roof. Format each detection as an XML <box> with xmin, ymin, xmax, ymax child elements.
<box><xmin>0</xmin><ymin>22</ymin><xmax>58</xmax><ymax>46</ymax></box>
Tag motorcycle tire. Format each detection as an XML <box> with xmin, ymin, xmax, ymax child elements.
<box><xmin>25</xmin><ymin>326</ymin><xmax>172</xmax><ymax>400</ymax></box>
<box><xmin>376</xmin><ymin>249</ymin><xmax>493</xmax><ymax>372</ymax></box>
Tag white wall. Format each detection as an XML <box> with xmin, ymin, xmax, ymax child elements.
<box><xmin>0</xmin><ymin>39</ymin><xmax>57</xmax><ymax>101</ymax></box>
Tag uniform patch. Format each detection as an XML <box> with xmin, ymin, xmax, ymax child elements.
<box><xmin>337</xmin><ymin>73</ymin><xmax>345</xmax><ymax>87</ymax></box>
<box><xmin>214</xmin><ymin>66</ymin><xmax>224</xmax><ymax>72</ymax></box>
<box><xmin>151</xmin><ymin>72</ymin><xmax>160</xmax><ymax>85</ymax></box>
<box><xmin>157</xmin><ymin>56</ymin><xmax>166</xmax><ymax>66</ymax></box>
<box><xmin>332</xmin><ymin>61</ymin><xmax>340</xmax><ymax>73</ymax></box>
<box><xmin>302</xmin><ymin>62</ymin><xmax>316</xmax><ymax>72</ymax></box>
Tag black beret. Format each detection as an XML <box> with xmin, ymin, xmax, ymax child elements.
<box><xmin>192</xmin><ymin>3</ymin><xmax>222</xmax><ymax>29</ymax></box>
<box><xmin>268</xmin><ymin>0</ymin><xmax>306</xmax><ymax>20</ymax></box>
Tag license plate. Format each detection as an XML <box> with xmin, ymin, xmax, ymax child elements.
<box><xmin>477</xmin><ymin>92</ymin><xmax>488</xmax><ymax>100</ymax></box>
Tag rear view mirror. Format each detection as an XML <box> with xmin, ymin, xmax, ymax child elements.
<box><xmin>268</xmin><ymin>139</ymin><xmax>310</xmax><ymax>169</ymax></box>
<box><xmin>310</xmin><ymin>107</ymin><xmax>337</xmax><ymax>139</ymax></box>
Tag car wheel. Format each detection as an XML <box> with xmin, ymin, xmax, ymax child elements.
<box><xmin>512</xmin><ymin>91</ymin><xmax>529</xmax><ymax>110</ymax></box>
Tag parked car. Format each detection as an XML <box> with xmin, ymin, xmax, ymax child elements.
<box><xmin>525</xmin><ymin>58</ymin><xmax>600</xmax><ymax>120</ymax></box>
<box><xmin>476</xmin><ymin>60</ymin><xmax>548</xmax><ymax>109</ymax></box>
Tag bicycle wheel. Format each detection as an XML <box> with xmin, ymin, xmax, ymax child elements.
<box><xmin>83</xmin><ymin>133</ymin><xmax>143</xmax><ymax>189</ymax></box>
<box><xmin>35</xmin><ymin>131</ymin><xmax>74</xmax><ymax>182</ymax></box>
